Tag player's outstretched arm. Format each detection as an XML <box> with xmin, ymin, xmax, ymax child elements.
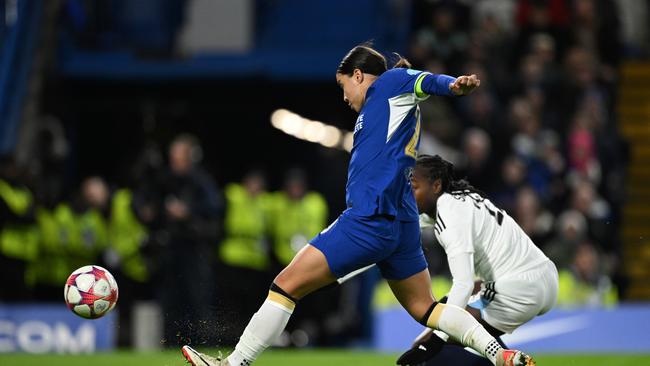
<box><xmin>415</xmin><ymin>73</ymin><xmax>480</xmax><ymax>97</ymax></box>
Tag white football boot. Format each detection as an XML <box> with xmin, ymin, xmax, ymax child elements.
<box><xmin>496</xmin><ymin>349</ymin><xmax>536</xmax><ymax>366</ymax></box>
<box><xmin>181</xmin><ymin>345</ymin><xmax>229</xmax><ymax>366</ymax></box>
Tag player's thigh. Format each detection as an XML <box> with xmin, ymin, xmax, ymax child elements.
<box><xmin>480</xmin><ymin>290</ymin><xmax>538</xmax><ymax>334</ymax></box>
<box><xmin>387</xmin><ymin>269</ymin><xmax>435</xmax><ymax>320</ymax></box>
<box><xmin>382</xmin><ymin>220</ymin><xmax>432</xmax><ymax>319</ymax></box>
<box><xmin>539</xmin><ymin>260</ymin><xmax>559</xmax><ymax>314</ymax></box>
<box><xmin>274</xmin><ymin>244</ymin><xmax>336</xmax><ymax>300</ymax></box>
<box><xmin>378</xmin><ymin>219</ymin><xmax>428</xmax><ymax>281</ymax></box>
<box><xmin>476</xmin><ymin>264</ymin><xmax>556</xmax><ymax>333</ymax></box>
<box><xmin>310</xmin><ymin>212</ymin><xmax>397</xmax><ymax>279</ymax></box>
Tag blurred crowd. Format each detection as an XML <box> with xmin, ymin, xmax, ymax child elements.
<box><xmin>0</xmin><ymin>0</ymin><xmax>643</xmax><ymax>349</ymax></box>
<box><xmin>0</xmin><ymin>134</ymin><xmax>329</xmax><ymax>346</ymax></box>
<box><xmin>410</xmin><ymin>0</ymin><xmax>631</xmax><ymax>307</ymax></box>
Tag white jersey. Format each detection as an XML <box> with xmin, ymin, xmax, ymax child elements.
<box><xmin>420</xmin><ymin>192</ymin><xmax>549</xmax><ymax>282</ymax></box>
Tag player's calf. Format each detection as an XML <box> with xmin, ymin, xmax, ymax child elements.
<box><xmin>181</xmin><ymin>283</ymin><xmax>298</xmax><ymax>366</ymax></box>
<box><xmin>225</xmin><ymin>283</ymin><xmax>298</xmax><ymax>366</ymax></box>
<box><xmin>419</xmin><ymin>302</ymin><xmax>535</xmax><ymax>366</ymax></box>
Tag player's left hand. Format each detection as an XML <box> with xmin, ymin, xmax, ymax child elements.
<box><xmin>449</xmin><ymin>74</ymin><xmax>480</xmax><ymax>96</ymax></box>
<box><xmin>396</xmin><ymin>331</ymin><xmax>446</xmax><ymax>365</ymax></box>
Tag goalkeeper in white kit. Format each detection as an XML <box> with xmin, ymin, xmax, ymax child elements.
<box><xmin>398</xmin><ymin>154</ymin><xmax>559</xmax><ymax>366</ymax></box>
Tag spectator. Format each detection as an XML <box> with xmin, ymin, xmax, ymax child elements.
<box><xmin>491</xmin><ymin>155</ymin><xmax>527</xmax><ymax>213</ymax></box>
<box><xmin>509</xmin><ymin>96</ymin><xmax>559</xmax><ymax>199</ymax></box>
<box><xmin>219</xmin><ymin>170</ymin><xmax>271</xmax><ymax>271</ymax></box>
<box><xmin>154</xmin><ymin>134</ymin><xmax>222</xmax><ymax>346</ymax></box>
<box><xmin>514</xmin><ymin>0</ymin><xmax>571</xmax><ymax>65</ymax></box>
<box><xmin>514</xmin><ymin>186</ymin><xmax>554</xmax><ymax>245</ymax></box>
<box><xmin>67</xmin><ymin>176</ymin><xmax>111</xmax><ymax>270</ymax></box>
<box><xmin>456</xmin><ymin>128</ymin><xmax>494</xmax><ymax>191</ymax></box>
<box><xmin>412</xmin><ymin>5</ymin><xmax>469</xmax><ymax>71</ymax></box>
<box><xmin>468</xmin><ymin>6</ymin><xmax>516</xmax><ymax>98</ymax></box>
<box><xmin>556</xmin><ymin>242</ymin><xmax>618</xmax><ymax>307</ymax></box>
<box><xmin>556</xmin><ymin>46</ymin><xmax>613</xmax><ymax>133</ymax></box>
<box><xmin>0</xmin><ymin>156</ymin><xmax>37</xmax><ymax>301</ymax></box>
<box><xmin>567</xmin><ymin>113</ymin><xmax>601</xmax><ymax>184</ymax></box>
<box><xmin>107</xmin><ymin>186</ymin><xmax>152</xmax><ymax>346</ymax></box>
<box><xmin>569</xmin><ymin>0</ymin><xmax>622</xmax><ymax>82</ymax></box>
<box><xmin>417</xmin><ymin>58</ymin><xmax>463</xmax><ymax>160</ymax></box>
<box><xmin>217</xmin><ymin>169</ymin><xmax>272</xmax><ymax>344</ymax></box>
<box><xmin>267</xmin><ymin>169</ymin><xmax>331</xmax><ymax>347</ymax></box>
<box><xmin>28</xmin><ymin>179</ymin><xmax>109</xmax><ymax>301</ymax></box>
<box><xmin>456</xmin><ymin>62</ymin><xmax>503</xmax><ymax>133</ymax></box>
<box><xmin>269</xmin><ymin>169</ymin><xmax>327</xmax><ymax>267</ymax></box>
<box><xmin>569</xmin><ymin>178</ymin><xmax>617</xmax><ymax>257</ymax></box>
<box><xmin>544</xmin><ymin>209</ymin><xmax>588</xmax><ymax>269</ymax></box>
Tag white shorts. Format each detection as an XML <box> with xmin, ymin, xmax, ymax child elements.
<box><xmin>468</xmin><ymin>260</ymin><xmax>559</xmax><ymax>334</ymax></box>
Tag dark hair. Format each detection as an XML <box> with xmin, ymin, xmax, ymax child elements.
<box><xmin>284</xmin><ymin>168</ymin><xmax>307</xmax><ymax>185</ymax></box>
<box><xmin>337</xmin><ymin>43</ymin><xmax>412</xmax><ymax>76</ymax></box>
<box><xmin>415</xmin><ymin>154</ymin><xmax>486</xmax><ymax>197</ymax></box>
<box><xmin>391</xmin><ymin>52</ymin><xmax>412</xmax><ymax>69</ymax></box>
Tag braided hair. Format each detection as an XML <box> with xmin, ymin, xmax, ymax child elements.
<box><xmin>415</xmin><ymin>154</ymin><xmax>487</xmax><ymax>197</ymax></box>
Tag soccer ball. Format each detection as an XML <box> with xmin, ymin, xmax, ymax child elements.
<box><xmin>64</xmin><ymin>265</ymin><xmax>119</xmax><ymax>319</ymax></box>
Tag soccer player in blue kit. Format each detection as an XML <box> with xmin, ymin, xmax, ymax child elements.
<box><xmin>182</xmin><ymin>45</ymin><xmax>536</xmax><ymax>366</ymax></box>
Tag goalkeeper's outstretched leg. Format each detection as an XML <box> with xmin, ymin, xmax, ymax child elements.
<box><xmin>388</xmin><ymin>269</ymin><xmax>535</xmax><ymax>366</ymax></box>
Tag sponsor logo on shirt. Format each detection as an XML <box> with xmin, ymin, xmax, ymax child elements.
<box><xmin>354</xmin><ymin>114</ymin><xmax>364</xmax><ymax>134</ymax></box>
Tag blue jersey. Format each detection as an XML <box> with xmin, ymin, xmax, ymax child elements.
<box><xmin>346</xmin><ymin>68</ymin><xmax>452</xmax><ymax>221</ymax></box>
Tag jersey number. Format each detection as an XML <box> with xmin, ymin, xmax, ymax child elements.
<box><xmin>465</xmin><ymin>193</ymin><xmax>505</xmax><ymax>226</ymax></box>
<box><xmin>486</xmin><ymin>206</ymin><xmax>504</xmax><ymax>225</ymax></box>
<box><xmin>405</xmin><ymin>112</ymin><xmax>421</xmax><ymax>159</ymax></box>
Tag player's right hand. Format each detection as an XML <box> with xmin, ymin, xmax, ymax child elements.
<box><xmin>449</xmin><ymin>74</ymin><xmax>480</xmax><ymax>96</ymax></box>
<box><xmin>396</xmin><ymin>331</ymin><xmax>446</xmax><ymax>365</ymax></box>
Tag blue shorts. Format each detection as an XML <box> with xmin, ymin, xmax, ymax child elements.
<box><xmin>310</xmin><ymin>210</ymin><xmax>427</xmax><ymax>280</ymax></box>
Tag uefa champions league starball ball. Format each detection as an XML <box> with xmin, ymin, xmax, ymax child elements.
<box><xmin>64</xmin><ymin>265</ymin><xmax>119</xmax><ymax>319</ymax></box>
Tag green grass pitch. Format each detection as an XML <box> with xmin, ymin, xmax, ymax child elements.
<box><xmin>1</xmin><ymin>350</ymin><xmax>649</xmax><ymax>366</ymax></box>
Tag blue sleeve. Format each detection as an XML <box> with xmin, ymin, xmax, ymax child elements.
<box><xmin>380</xmin><ymin>68</ymin><xmax>457</xmax><ymax>98</ymax></box>
<box><xmin>416</xmin><ymin>73</ymin><xmax>456</xmax><ymax>97</ymax></box>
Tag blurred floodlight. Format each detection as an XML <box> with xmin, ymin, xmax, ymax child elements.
<box><xmin>321</xmin><ymin>126</ymin><xmax>342</xmax><ymax>148</ymax></box>
<box><xmin>270</xmin><ymin>109</ymin><xmax>289</xmax><ymax>129</ymax></box>
<box><xmin>283</xmin><ymin>113</ymin><xmax>303</xmax><ymax>136</ymax></box>
<box><xmin>270</xmin><ymin>109</ymin><xmax>351</xmax><ymax>152</ymax></box>
<box><xmin>342</xmin><ymin>132</ymin><xmax>354</xmax><ymax>152</ymax></box>
<box><xmin>304</xmin><ymin>121</ymin><xmax>325</xmax><ymax>142</ymax></box>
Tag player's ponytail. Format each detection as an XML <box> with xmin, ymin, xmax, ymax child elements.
<box><xmin>391</xmin><ymin>53</ymin><xmax>412</xmax><ymax>69</ymax></box>
<box><xmin>448</xmin><ymin>179</ymin><xmax>486</xmax><ymax>197</ymax></box>
<box><xmin>415</xmin><ymin>155</ymin><xmax>487</xmax><ymax>198</ymax></box>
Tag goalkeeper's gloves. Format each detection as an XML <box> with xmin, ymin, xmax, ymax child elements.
<box><xmin>396</xmin><ymin>330</ymin><xmax>446</xmax><ymax>365</ymax></box>
<box><xmin>395</xmin><ymin>296</ymin><xmax>448</xmax><ymax>366</ymax></box>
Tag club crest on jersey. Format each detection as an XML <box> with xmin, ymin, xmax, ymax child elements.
<box><xmin>354</xmin><ymin>114</ymin><xmax>364</xmax><ymax>134</ymax></box>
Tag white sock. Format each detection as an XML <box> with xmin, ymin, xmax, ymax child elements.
<box><xmin>227</xmin><ymin>291</ymin><xmax>295</xmax><ymax>366</ymax></box>
<box><xmin>425</xmin><ymin>303</ymin><xmax>502</xmax><ymax>365</ymax></box>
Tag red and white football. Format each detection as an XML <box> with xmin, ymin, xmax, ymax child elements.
<box><xmin>64</xmin><ymin>265</ymin><xmax>119</xmax><ymax>319</ymax></box>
